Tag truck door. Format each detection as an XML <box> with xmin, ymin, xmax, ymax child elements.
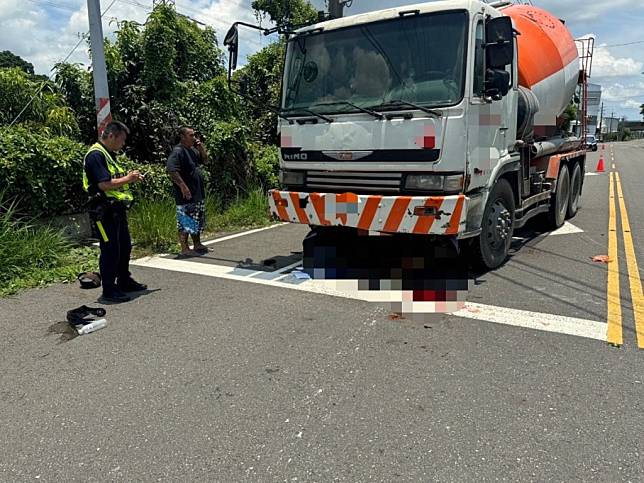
<box><xmin>466</xmin><ymin>17</ymin><xmax>517</xmax><ymax>192</ymax></box>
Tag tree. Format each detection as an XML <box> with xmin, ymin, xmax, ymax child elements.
<box><xmin>560</xmin><ymin>102</ymin><xmax>577</xmax><ymax>134</ymax></box>
<box><xmin>0</xmin><ymin>67</ymin><xmax>79</xmax><ymax>137</ymax></box>
<box><xmin>235</xmin><ymin>41</ymin><xmax>285</xmax><ymax>145</ymax></box>
<box><xmin>0</xmin><ymin>50</ymin><xmax>35</xmax><ymax>75</ymax></box>
<box><xmin>229</xmin><ymin>0</ymin><xmax>317</xmax><ymax>145</ymax></box>
<box><xmin>57</xmin><ymin>4</ymin><xmax>229</xmax><ymax>163</ymax></box>
<box><xmin>52</xmin><ymin>3</ymin><xmax>263</xmax><ymax>199</ymax></box>
<box><xmin>53</xmin><ymin>63</ymin><xmax>96</xmax><ymax>143</ymax></box>
<box><xmin>251</xmin><ymin>0</ymin><xmax>318</xmax><ymax>27</ymax></box>
<box><xmin>140</xmin><ymin>4</ymin><xmax>225</xmax><ymax>101</ymax></box>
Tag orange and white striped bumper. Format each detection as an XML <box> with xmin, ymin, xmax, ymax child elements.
<box><xmin>269</xmin><ymin>191</ymin><xmax>468</xmax><ymax>236</ymax></box>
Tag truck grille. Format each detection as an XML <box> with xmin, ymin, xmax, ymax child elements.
<box><xmin>305</xmin><ymin>171</ymin><xmax>402</xmax><ymax>193</ymax></box>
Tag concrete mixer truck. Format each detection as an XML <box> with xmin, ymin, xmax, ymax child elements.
<box><xmin>223</xmin><ymin>0</ymin><xmax>594</xmax><ymax>269</ymax></box>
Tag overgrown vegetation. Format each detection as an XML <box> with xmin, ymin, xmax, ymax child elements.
<box><xmin>0</xmin><ymin>192</ymin><xmax>97</xmax><ymax>296</ymax></box>
<box><xmin>129</xmin><ymin>187</ymin><xmax>271</xmax><ymax>255</ymax></box>
<box><xmin>0</xmin><ymin>0</ymin><xmax>318</xmax><ymax>296</ymax></box>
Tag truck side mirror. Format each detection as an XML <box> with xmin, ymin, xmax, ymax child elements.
<box><xmin>485</xmin><ymin>16</ymin><xmax>514</xmax><ymax>69</ymax></box>
<box><xmin>224</xmin><ymin>24</ymin><xmax>239</xmax><ymax>71</ymax></box>
<box><xmin>485</xmin><ymin>68</ymin><xmax>510</xmax><ymax>100</ymax></box>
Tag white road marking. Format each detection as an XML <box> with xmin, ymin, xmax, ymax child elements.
<box><xmin>203</xmin><ymin>223</ymin><xmax>287</xmax><ymax>246</ymax></box>
<box><xmin>453</xmin><ymin>303</ymin><xmax>606</xmax><ymax>341</ymax></box>
<box><xmin>132</xmin><ymin>224</ymin><xmax>289</xmax><ymax>259</ymax></box>
<box><xmin>547</xmin><ymin>221</ymin><xmax>584</xmax><ymax>236</ymax></box>
<box><xmin>585</xmin><ymin>172</ymin><xmax>601</xmax><ymax>176</ymax></box>
<box><xmin>132</xmin><ymin>256</ymin><xmax>607</xmax><ymax>342</ymax></box>
<box><xmin>511</xmin><ymin>221</ymin><xmax>584</xmax><ymax>242</ymax></box>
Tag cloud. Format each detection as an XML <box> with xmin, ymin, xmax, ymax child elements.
<box><xmin>602</xmin><ymin>82</ymin><xmax>644</xmax><ymax>102</ymax></box>
<box><xmin>590</xmin><ymin>44</ymin><xmax>643</xmax><ymax>78</ymax></box>
<box><xmin>622</xmin><ymin>99</ymin><xmax>642</xmax><ymax>109</ymax></box>
<box><xmin>1</xmin><ymin>0</ymin><xmax>264</xmax><ymax>75</ymax></box>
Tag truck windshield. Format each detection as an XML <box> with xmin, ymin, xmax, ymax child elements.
<box><xmin>282</xmin><ymin>10</ymin><xmax>468</xmax><ymax>114</ymax></box>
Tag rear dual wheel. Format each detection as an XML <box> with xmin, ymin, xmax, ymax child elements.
<box><xmin>567</xmin><ymin>162</ymin><xmax>582</xmax><ymax>219</ymax></box>
<box><xmin>546</xmin><ymin>164</ymin><xmax>570</xmax><ymax>229</ymax></box>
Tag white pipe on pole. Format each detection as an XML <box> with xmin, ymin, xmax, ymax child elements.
<box><xmin>87</xmin><ymin>0</ymin><xmax>112</xmax><ymax>136</ymax></box>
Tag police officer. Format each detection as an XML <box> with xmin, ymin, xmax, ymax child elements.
<box><xmin>83</xmin><ymin>121</ymin><xmax>146</xmax><ymax>303</ymax></box>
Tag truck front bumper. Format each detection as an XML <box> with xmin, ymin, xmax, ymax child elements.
<box><xmin>269</xmin><ymin>190</ymin><xmax>469</xmax><ymax>236</ymax></box>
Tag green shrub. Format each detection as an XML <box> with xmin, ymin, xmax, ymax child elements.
<box><xmin>0</xmin><ymin>125</ymin><xmax>178</xmax><ymax>217</ymax></box>
<box><xmin>120</xmin><ymin>157</ymin><xmax>174</xmax><ymax>202</ymax></box>
<box><xmin>0</xmin><ymin>125</ymin><xmax>87</xmax><ymax>216</ymax></box>
<box><xmin>249</xmin><ymin>143</ymin><xmax>280</xmax><ymax>190</ymax></box>
<box><xmin>204</xmin><ymin>120</ymin><xmax>253</xmax><ymax>201</ymax></box>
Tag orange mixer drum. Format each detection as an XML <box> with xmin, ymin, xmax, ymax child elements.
<box><xmin>502</xmin><ymin>4</ymin><xmax>579</xmax><ymax>126</ymax></box>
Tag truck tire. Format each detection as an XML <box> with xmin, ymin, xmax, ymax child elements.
<box><xmin>470</xmin><ymin>178</ymin><xmax>515</xmax><ymax>270</ymax></box>
<box><xmin>546</xmin><ymin>164</ymin><xmax>570</xmax><ymax>229</ymax></box>
<box><xmin>566</xmin><ymin>162</ymin><xmax>582</xmax><ymax>219</ymax></box>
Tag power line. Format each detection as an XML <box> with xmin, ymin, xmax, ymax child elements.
<box><xmin>117</xmin><ymin>0</ymin><xmax>152</xmax><ymax>11</ymax></box>
<box><xmin>595</xmin><ymin>40</ymin><xmax>644</xmax><ymax>49</ymax></box>
<box><xmin>25</xmin><ymin>0</ymin><xmax>77</xmax><ymax>12</ymax></box>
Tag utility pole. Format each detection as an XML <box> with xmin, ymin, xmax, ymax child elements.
<box><xmin>329</xmin><ymin>0</ymin><xmax>352</xmax><ymax>19</ymax></box>
<box><xmin>598</xmin><ymin>102</ymin><xmax>603</xmax><ymax>139</ymax></box>
<box><xmin>87</xmin><ymin>0</ymin><xmax>111</xmax><ymax>136</ymax></box>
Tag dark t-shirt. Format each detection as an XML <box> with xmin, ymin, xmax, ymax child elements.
<box><xmin>84</xmin><ymin>144</ymin><xmax>115</xmax><ymax>196</ymax></box>
<box><xmin>166</xmin><ymin>145</ymin><xmax>205</xmax><ymax>205</ymax></box>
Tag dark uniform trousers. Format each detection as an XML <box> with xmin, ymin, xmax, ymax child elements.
<box><xmin>98</xmin><ymin>204</ymin><xmax>132</xmax><ymax>292</ymax></box>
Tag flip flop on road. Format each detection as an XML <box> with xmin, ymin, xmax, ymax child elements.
<box><xmin>66</xmin><ymin>305</ymin><xmax>106</xmax><ymax>326</ymax></box>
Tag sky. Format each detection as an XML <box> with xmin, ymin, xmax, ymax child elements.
<box><xmin>2</xmin><ymin>0</ymin><xmax>643</xmax><ymax>120</ymax></box>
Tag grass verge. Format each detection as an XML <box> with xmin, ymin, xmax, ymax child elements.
<box><xmin>1</xmin><ymin>188</ymin><xmax>272</xmax><ymax>297</ymax></box>
<box><xmin>129</xmin><ymin>187</ymin><xmax>272</xmax><ymax>256</ymax></box>
<box><xmin>0</xmin><ymin>195</ymin><xmax>97</xmax><ymax>297</ymax></box>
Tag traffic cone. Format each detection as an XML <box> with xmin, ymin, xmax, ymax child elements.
<box><xmin>601</xmin><ymin>144</ymin><xmax>605</xmax><ymax>150</ymax></box>
<box><xmin>596</xmin><ymin>156</ymin><xmax>605</xmax><ymax>173</ymax></box>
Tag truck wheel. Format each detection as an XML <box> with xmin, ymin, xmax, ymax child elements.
<box><xmin>471</xmin><ymin>179</ymin><xmax>515</xmax><ymax>270</ymax></box>
<box><xmin>566</xmin><ymin>162</ymin><xmax>582</xmax><ymax>219</ymax></box>
<box><xmin>546</xmin><ymin>164</ymin><xmax>570</xmax><ymax>229</ymax></box>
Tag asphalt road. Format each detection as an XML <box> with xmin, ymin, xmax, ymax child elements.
<box><xmin>1</xmin><ymin>141</ymin><xmax>643</xmax><ymax>481</ymax></box>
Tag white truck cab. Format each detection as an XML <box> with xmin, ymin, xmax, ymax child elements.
<box><xmin>224</xmin><ymin>0</ymin><xmax>589</xmax><ymax>269</ymax></box>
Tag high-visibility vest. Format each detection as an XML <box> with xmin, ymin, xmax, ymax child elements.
<box><xmin>82</xmin><ymin>142</ymin><xmax>133</xmax><ymax>202</ymax></box>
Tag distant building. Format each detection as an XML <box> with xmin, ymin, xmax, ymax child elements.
<box><xmin>586</xmin><ymin>83</ymin><xmax>601</xmax><ymax>136</ymax></box>
<box><xmin>601</xmin><ymin>117</ymin><xmax>620</xmax><ymax>135</ymax></box>
<box><xmin>622</xmin><ymin>121</ymin><xmax>644</xmax><ymax>139</ymax></box>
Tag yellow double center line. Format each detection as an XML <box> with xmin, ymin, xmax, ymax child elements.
<box><xmin>607</xmin><ymin>170</ymin><xmax>644</xmax><ymax>348</ymax></box>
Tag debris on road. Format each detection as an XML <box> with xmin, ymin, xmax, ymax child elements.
<box><xmin>291</xmin><ymin>270</ymin><xmax>311</xmax><ymax>280</ymax></box>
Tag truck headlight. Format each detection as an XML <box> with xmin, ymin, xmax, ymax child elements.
<box><xmin>279</xmin><ymin>170</ymin><xmax>305</xmax><ymax>186</ymax></box>
<box><xmin>405</xmin><ymin>174</ymin><xmax>463</xmax><ymax>192</ymax></box>
<box><xmin>405</xmin><ymin>174</ymin><xmax>444</xmax><ymax>191</ymax></box>
<box><xmin>443</xmin><ymin>175</ymin><xmax>464</xmax><ymax>192</ymax></box>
